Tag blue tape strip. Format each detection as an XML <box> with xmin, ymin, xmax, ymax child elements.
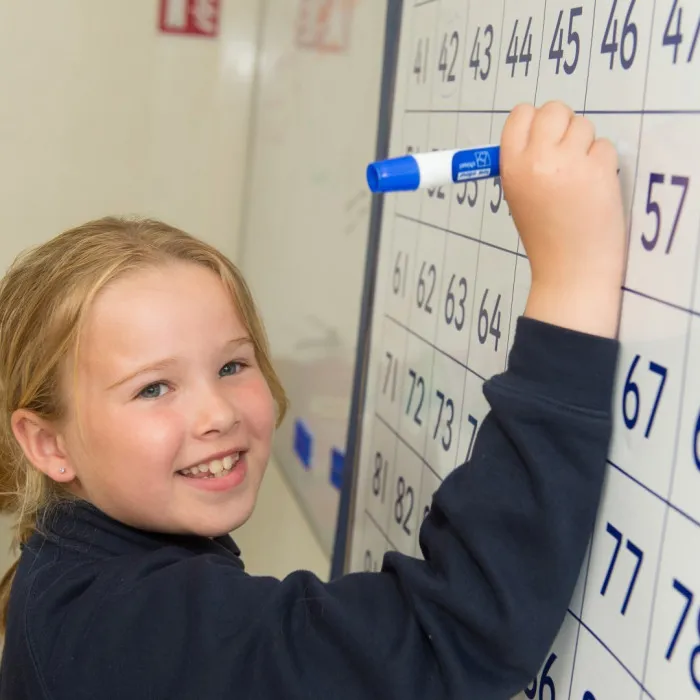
<box><xmin>294</xmin><ymin>419</ymin><xmax>313</xmax><ymax>469</ymax></box>
<box><xmin>330</xmin><ymin>448</ymin><xmax>344</xmax><ymax>490</ymax></box>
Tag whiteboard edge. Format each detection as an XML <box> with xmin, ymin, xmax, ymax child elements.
<box><xmin>329</xmin><ymin>0</ymin><xmax>405</xmax><ymax>580</ymax></box>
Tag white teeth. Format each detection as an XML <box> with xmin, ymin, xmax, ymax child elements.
<box><xmin>179</xmin><ymin>453</ymin><xmax>241</xmax><ymax>478</ymax></box>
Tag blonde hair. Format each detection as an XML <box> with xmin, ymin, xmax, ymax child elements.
<box><xmin>0</xmin><ymin>216</ymin><xmax>287</xmax><ymax>632</ymax></box>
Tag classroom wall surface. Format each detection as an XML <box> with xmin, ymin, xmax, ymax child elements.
<box><xmin>0</xmin><ymin>0</ymin><xmax>262</xmax><ymax>576</ymax></box>
<box><xmin>238</xmin><ymin>0</ymin><xmax>387</xmax><ymax>557</ymax></box>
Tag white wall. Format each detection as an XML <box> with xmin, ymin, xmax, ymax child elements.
<box><xmin>0</xmin><ymin>0</ymin><xmax>258</xmax><ymax>261</ymax></box>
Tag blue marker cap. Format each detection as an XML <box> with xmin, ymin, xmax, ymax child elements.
<box><xmin>366</xmin><ymin>155</ymin><xmax>420</xmax><ymax>193</ymax></box>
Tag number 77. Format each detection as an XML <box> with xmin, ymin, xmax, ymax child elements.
<box><xmin>600</xmin><ymin>522</ymin><xmax>644</xmax><ymax>615</ymax></box>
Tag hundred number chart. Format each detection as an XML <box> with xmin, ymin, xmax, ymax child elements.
<box><xmin>336</xmin><ymin>0</ymin><xmax>700</xmax><ymax>698</ymax></box>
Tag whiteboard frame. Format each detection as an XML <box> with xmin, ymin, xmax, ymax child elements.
<box><xmin>330</xmin><ymin>0</ymin><xmax>405</xmax><ymax>580</ymax></box>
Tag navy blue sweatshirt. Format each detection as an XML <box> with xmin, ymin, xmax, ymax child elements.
<box><xmin>0</xmin><ymin>316</ymin><xmax>618</xmax><ymax>699</ymax></box>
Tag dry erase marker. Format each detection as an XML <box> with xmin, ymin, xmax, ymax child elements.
<box><xmin>366</xmin><ymin>145</ymin><xmax>500</xmax><ymax>193</ymax></box>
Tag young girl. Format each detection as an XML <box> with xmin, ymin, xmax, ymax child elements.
<box><xmin>0</xmin><ymin>101</ymin><xmax>626</xmax><ymax>699</ymax></box>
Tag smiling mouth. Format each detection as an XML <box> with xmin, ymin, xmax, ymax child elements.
<box><xmin>177</xmin><ymin>453</ymin><xmax>241</xmax><ymax>479</ymax></box>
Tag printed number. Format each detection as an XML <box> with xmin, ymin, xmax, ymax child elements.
<box><xmin>438</xmin><ymin>31</ymin><xmax>459</xmax><ymax>82</ymax></box>
<box><xmin>383</xmin><ymin>351</ymin><xmax>398</xmax><ymax>403</ymax></box>
<box><xmin>490</xmin><ymin>177</ymin><xmax>512</xmax><ymax>216</ymax></box>
<box><xmin>583</xmin><ymin>693</ymin><xmax>597</xmax><ymax>700</ymax></box>
<box><xmin>506</xmin><ymin>17</ymin><xmax>534</xmax><ymax>77</ymax></box>
<box><xmin>394</xmin><ymin>476</ymin><xmax>415</xmax><ymax>535</ymax></box>
<box><xmin>464</xmin><ymin>414</ymin><xmax>479</xmax><ymax>462</ymax></box>
<box><xmin>444</xmin><ymin>273</ymin><xmax>468</xmax><ymax>331</ymax></box>
<box><xmin>427</xmin><ymin>148</ymin><xmax>446</xmax><ymax>199</ymax></box>
<box><xmin>622</xmin><ymin>354</ymin><xmax>667</xmax><ymax>438</ymax></box>
<box><xmin>414</xmin><ymin>37</ymin><xmax>430</xmax><ymax>83</ymax></box>
<box><xmin>432</xmin><ymin>390</ymin><xmax>455</xmax><ymax>451</ymax></box>
<box><xmin>549</xmin><ymin>6</ymin><xmax>583</xmax><ymax>74</ymax></box>
<box><xmin>693</xmin><ymin>410</ymin><xmax>700</xmax><ymax>472</ymax></box>
<box><xmin>524</xmin><ymin>652</ymin><xmax>557</xmax><ymax>700</ymax></box>
<box><xmin>470</xmin><ymin>25</ymin><xmax>494</xmax><ymax>80</ymax></box>
<box><xmin>477</xmin><ymin>288</ymin><xmax>502</xmax><ymax>351</ymax></box>
<box><xmin>663</xmin><ymin>0</ymin><xmax>700</xmax><ymax>63</ymax></box>
<box><xmin>456</xmin><ymin>180</ymin><xmax>478</xmax><ymax>208</ymax></box>
<box><xmin>372</xmin><ymin>451</ymin><xmax>389</xmax><ymax>503</ymax></box>
<box><xmin>601</xmin><ymin>0</ymin><xmax>638</xmax><ymax>70</ymax></box>
<box><xmin>641</xmin><ymin>173</ymin><xmax>690</xmax><ymax>254</ymax></box>
<box><xmin>406</xmin><ymin>368</ymin><xmax>426</xmax><ymax>426</ymax></box>
<box><xmin>363</xmin><ymin>549</ymin><xmax>379</xmax><ymax>572</ymax></box>
<box><xmin>392</xmin><ymin>251</ymin><xmax>409</xmax><ymax>297</ymax></box>
<box><xmin>600</xmin><ymin>522</ymin><xmax>644</xmax><ymax>616</ymax></box>
<box><xmin>417</xmin><ymin>261</ymin><xmax>437</xmax><ymax>314</ymax></box>
<box><xmin>665</xmin><ymin>579</ymin><xmax>700</xmax><ymax>692</ymax></box>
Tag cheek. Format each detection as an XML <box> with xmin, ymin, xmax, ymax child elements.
<box><xmin>241</xmin><ymin>374</ymin><xmax>276</xmax><ymax>441</ymax></box>
<box><xmin>79</xmin><ymin>401</ymin><xmax>184</xmax><ymax>464</ymax></box>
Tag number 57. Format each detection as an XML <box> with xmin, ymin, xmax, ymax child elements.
<box><xmin>640</xmin><ymin>172</ymin><xmax>690</xmax><ymax>254</ymax></box>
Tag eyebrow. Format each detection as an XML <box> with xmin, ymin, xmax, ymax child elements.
<box><xmin>107</xmin><ymin>337</ymin><xmax>253</xmax><ymax>390</ymax></box>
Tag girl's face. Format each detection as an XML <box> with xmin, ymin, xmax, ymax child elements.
<box><xmin>59</xmin><ymin>261</ymin><xmax>276</xmax><ymax>536</ymax></box>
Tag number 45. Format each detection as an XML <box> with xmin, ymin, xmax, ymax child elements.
<box><xmin>549</xmin><ymin>6</ymin><xmax>583</xmax><ymax>75</ymax></box>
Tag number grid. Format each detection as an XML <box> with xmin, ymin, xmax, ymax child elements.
<box><xmin>348</xmin><ymin>1</ymin><xmax>700</xmax><ymax>697</ymax></box>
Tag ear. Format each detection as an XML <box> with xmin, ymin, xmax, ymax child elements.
<box><xmin>10</xmin><ymin>409</ymin><xmax>75</xmax><ymax>484</ymax></box>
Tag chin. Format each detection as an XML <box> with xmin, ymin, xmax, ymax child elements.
<box><xmin>185</xmin><ymin>502</ymin><xmax>256</xmax><ymax>538</ymax></box>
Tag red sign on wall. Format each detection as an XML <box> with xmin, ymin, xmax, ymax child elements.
<box><xmin>159</xmin><ymin>0</ymin><xmax>220</xmax><ymax>38</ymax></box>
<box><xmin>296</xmin><ymin>0</ymin><xmax>354</xmax><ymax>53</ymax></box>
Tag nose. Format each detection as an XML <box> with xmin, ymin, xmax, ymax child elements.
<box><xmin>191</xmin><ymin>380</ymin><xmax>240</xmax><ymax>437</ymax></box>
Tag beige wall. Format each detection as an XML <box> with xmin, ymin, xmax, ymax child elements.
<box><xmin>0</xmin><ymin>0</ymin><xmax>258</xmax><ymax>261</ymax></box>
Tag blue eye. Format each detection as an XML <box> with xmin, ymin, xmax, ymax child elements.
<box><xmin>138</xmin><ymin>382</ymin><xmax>169</xmax><ymax>399</ymax></box>
<box><xmin>220</xmin><ymin>361</ymin><xmax>244</xmax><ymax>377</ymax></box>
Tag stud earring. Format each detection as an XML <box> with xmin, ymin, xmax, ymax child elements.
<box><xmin>59</xmin><ymin>468</ymin><xmax>66</xmax><ymax>474</ymax></box>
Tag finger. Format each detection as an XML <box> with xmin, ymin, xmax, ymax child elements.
<box><xmin>529</xmin><ymin>101</ymin><xmax>574</xmax><ymax>146</ymax></box>
<box><xmin>589</xmin><ymin>137</ymin><xmax>619</xmax><ymax>171</ymax></box>
<box><xmin>500</xmin><ymin>103</ymin><xmax>536</xmax><ymax>158</ymax></box>
<box><xmin>562</xmin><ymin>114</ymin><xmax>596</xmax><ymax>153</ymax></box>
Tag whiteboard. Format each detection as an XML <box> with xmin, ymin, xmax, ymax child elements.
<box><xmin>333</xmin><ymin>0</ymin><xmax>700</xmax><ymax>698</ymax></box>
<box><xmin>239</xmin><ymin>0</ymin><xmax>387</xmax><ymax>558</ymax></box>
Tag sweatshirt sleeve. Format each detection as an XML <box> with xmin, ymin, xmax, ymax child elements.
<box><xmin>52</xmin><ymin>316</ymin><xmax>619</xmax><ymax>700</ymax></box>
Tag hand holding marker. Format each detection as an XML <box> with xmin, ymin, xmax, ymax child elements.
<box><xmin>366</xmin><ymin>140</ymin><xmax>623</xmax><ymax>193</ymax></box>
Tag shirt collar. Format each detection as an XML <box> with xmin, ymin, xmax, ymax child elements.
<box><xmin>28</xmin><ymin>498</ymin><xmax>243</xmax><ymax>565</ymax></box>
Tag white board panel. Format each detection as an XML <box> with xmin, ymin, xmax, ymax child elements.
<box><xmin>337</xmin><ymin>1</ymin><xmax>700</xmax><ymax>698</ymax></box>
<box><xmin>239</xmin><ymin>0</ymin><xmax>387</xmax><ymax>557</ymax></box>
